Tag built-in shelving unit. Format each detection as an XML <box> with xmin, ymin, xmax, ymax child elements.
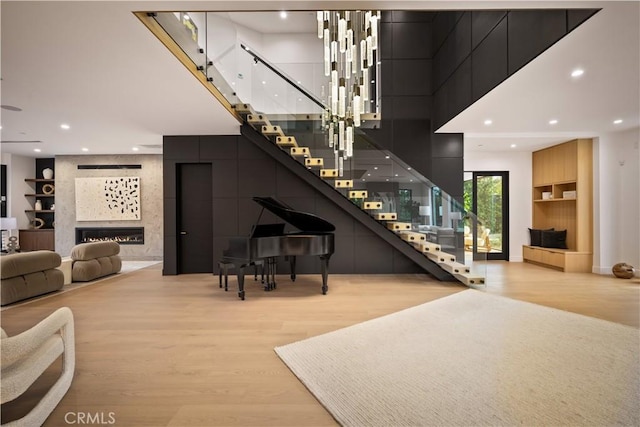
<box><xmin>524</xmin><ymin>139</ymin><xmax>593</xmax><ymax>272</ymax></box>
<box><xmin>20</xmin><ymin>158</ymin><xmax>55</xmax><ymax>251</ymax></box>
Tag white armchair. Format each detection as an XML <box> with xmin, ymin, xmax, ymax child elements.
<box><xmin>1</xmin><ymin>307</ymin><xmax>75</xmax><ymax>427</ymax></box>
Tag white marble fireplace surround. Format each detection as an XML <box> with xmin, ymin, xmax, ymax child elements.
<box><xmin>55</xmin><ymin>155</ymin><xmax>163</xmax><ymax>260</ymax></box>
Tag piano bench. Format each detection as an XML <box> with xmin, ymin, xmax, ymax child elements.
<box><xmin>218</xmin><ymin>260</ymin><xmax>265</xmax><ymax>291</ymax></box>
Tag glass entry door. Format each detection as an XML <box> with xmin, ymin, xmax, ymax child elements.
<box><xmin>464</xmin><ymin>172</ymin><xmax>509</xmax><ymax>261</ymax></box>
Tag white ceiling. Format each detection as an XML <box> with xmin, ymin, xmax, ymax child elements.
<box><xmin>1</xmin><ymin>1</ymin><xmax>638</xmax><ymax>159</ymax></box>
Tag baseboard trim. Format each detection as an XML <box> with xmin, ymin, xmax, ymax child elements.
<box><xmin>592</xmin><ymin>266</ymin><xmax>613</xmax><ymax>275</ymax></box>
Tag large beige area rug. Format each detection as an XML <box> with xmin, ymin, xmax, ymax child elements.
<box><xmin>275</xmin><ymin>290</ymin><xmax>639</xmax><ymax>426</ymax></box>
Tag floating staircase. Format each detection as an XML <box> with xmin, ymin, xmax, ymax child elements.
<box><xmin>234</xmin><ymin>103</ymin><xmax>485</xmax><ymax>287</ymax></box>
<box><xmin>142</xmin><ymin>11</ymin><xmax>485</xmax><ymax>287</ymax></box>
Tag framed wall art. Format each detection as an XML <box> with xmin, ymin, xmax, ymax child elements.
<box><xmin>75</xmin><ymin>177</ymin><xmax>141</xmax><ymax>221</ymax></box>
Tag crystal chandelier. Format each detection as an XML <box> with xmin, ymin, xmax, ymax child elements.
<box><xmin>317</xmin><ymin>10</ymin><xmax>380</xmax><ymax>177</ymax></box>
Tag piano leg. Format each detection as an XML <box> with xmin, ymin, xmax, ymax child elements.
<box><xmin>235</xmin><ymin>264</ymin><xmax>246</xmax><ymax>300</ymax></box>
<box><xmin>320</xmin><ymin>254</ymin><xmax>331</xmax><ymax>295</ymax></box>
<box><xmin>265</xmin><ymin>257</ymin><xmax>276</xmax><ymax>291</ymax></box>
<box><xmin>218</xmin><ymin>261</ymin><xmax>231</xmax><ymax>291</ymax></box>
<box><xmin>289</xmin><ymin>256</ymin><xmax>297</xmax><ymax>282</ymax></box>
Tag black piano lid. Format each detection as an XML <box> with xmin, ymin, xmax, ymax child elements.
<box><xmin>253</xmin><ymin>196</ymin><xmax>335</xmax><ymax>233</ymax></box>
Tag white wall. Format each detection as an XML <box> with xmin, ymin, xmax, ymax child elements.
<box><xmin>262</xmin><ymin>33</ymin><xmax>324</xmax><ymax>100</ymax></box>
<box><xmin>464</xmin><ymin>149</ymin><xmax>532</xmax><ymax>262</ymax></box>
<box><xmin>593</xmin><ymin>128</ymin><xmax>640</xmax><ymax>274</ymax></box>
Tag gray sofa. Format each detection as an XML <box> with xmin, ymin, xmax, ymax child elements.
<box><xmin>71</xmin><ymin>242</ymin><xmax>122</xmax><ymax>282</ymax></box>
<box><xmin>1</xmin><ymin>251</ymin><xmax>64</xmax><ymax>306</ymax></box>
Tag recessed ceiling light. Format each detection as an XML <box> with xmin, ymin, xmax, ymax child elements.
<box><xmin>385</xmin><ymin>155</ymin><xmax>390</xmax><ymax>159</ymax></box>
<box><xmin>280</xmin><ymin>11</ymin><xmax>287</xmax><ymax>19</ymax></box>
<box><xmin>613</xmin><ymin>119</ymin><xmax>623</xmax><ymax>124</ymax></box>
<box><xmin>82</xmin><ymin>148</ymin><xmax>89</xmax><ymax>152</ymax></box>
<box><xmin>374</xmin><ymin>166</ymin><xmax>378</xmax><ymax>170</ymax></box>
<box><xmin>34</xmin><ymin>148</ymin><xmax>41</xmax><ymax>153</ymax></box>
<box><xmin>60</xmin><ymin>124</ymin><xmax>70</xmax><ymax>130</ymax></box>
<box><xmin>571</xmin><ymin>68</ymin><xmax>584</xmax><ymax>78</ymax></box>
<box><xmin>262</xmin><ymin>81</ymin><xmax>266</xmax><ymax>85</ymax></box>
<box><xmin>394</xmin><ymin>174</ymin><xmax>399</xmax><ymax>177</ymax></box>
<box><xmin>362</xmin><ymin>178</ymin><xmax>366</xmax><ymax>181</ymax></box>
<box><xmin>484</xmin><ymin>119</ymin><xmax>492</xmax><ymax>126</ymax></box>
<box><xmin>549</xmin><ymin>119</ymin><xmax>558</xmax><ymax>125</ymax></box>
<box><xmin>510</xmin><ymin>144</ymin><xmax>517</xmax><ymax>148</ymax></box>
<box><xmin>367</xmin><ymin>173</ymin><xmax>371</xmax><ymax>176</ymax></box>
<box><xmin>386</xmin><ymin>178</ymin><xmax>390</xmax><ymax>181</ymax></box>
<box><xmin>132</xmin><ymin>147</ymin><xmax>139</xmax><ymax>152</ymax></box>
<box><xmin>407</xmin><ymin>167</ymin><xmax>411</xmax><ymax>171</ymax></box>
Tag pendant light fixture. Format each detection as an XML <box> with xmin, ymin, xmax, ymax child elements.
<box><xmin>319</xmin><ymin>10</ymin><xmax>380</xmax><ymax>177</ymax></box>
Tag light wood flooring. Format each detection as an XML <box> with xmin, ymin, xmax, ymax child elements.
<box><xmin>1</xmin><ymin>261</ymin><xmax>638</xmax><ymax>426</ymax></box>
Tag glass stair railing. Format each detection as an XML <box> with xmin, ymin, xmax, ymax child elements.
<box><xmin>142</xmin><ymin>11</ymin><xmax>488</xmax><ymax>286</ymax></box>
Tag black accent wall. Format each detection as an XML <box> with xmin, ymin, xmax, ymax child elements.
<box><xmin>432</xmin><ymin>8</ymin><xmax>599</xmax><ymax>130</ymax></box>
<box><xmin>373</xmin><ymin>11</ymin><xmax>464</xmax><ymax>201</ymax></box>
<box><xmin>163</xmin><ymin>134</ymin><xmax>425</xmax><ymax>276</ymax></box>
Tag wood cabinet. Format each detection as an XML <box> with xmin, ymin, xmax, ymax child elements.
<box><xmin>19</xmin><ymin>229</ymin><xmax>55</xmax><ymax>251</ymax></box>
<box><xmin>524</xmin><ymin>139</ymin><xmax>593</xmax><ymax>272</ymax></box>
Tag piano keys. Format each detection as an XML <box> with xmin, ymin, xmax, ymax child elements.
<box><xmin>221</xmin><ymin>197</ymin><xmax>335</xmax><ymax>300</ymax></box>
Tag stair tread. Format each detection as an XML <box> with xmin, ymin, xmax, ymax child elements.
<box><xmin>439</xmin><ymin>261</ymin><xmax>470</xmax><ymax>275</ymax></box>
<box><xmin>399</xmin><ymin>231</ymin><xmax>426</xmax><ymax>242</ymax></box>
<box><xmin>247</xmin><ymin>114</ymin><xmax>271</xmax><ymax>126</ymax></box>
<box><xmin>363</xmin><ymin>202</ymin><xmax>382</xmax><ymax>209</ymax></box>
<box><xmin>290</xmin><ymin>147</ymin><xmax>310</xmax><ymax>156</ymax></box>
<box><xmin>262</xmin><ymin>125</ymin><xmax>285</xmax><ymax>136</ymax></box>
<box><xmin>320</xmin><ymin>169</ymin><xmax>338</xmax><ymax>178</ymax></box>
<box><xmin>349</xmin><ymin>190</ymin><xmax>368</xmax><ymax>199</ymax></box>
<box><xmin>416</xmin><ymin>241</ymin><xmax>441</xmax><ymax>252</ymax></box>
<box><xmin>425</xmin><ymin>251</ymin><xmax>455</xmax><ymax>263</ymax></box>
<box><xmin>454</xmin><ymin>272</ymin><xmax>486</xmax><ymax>286</ymax></box>
<box><xmin>305</xmin><ymin>158</ymin><xmax>324</xmax><ymax>167</ymax></box>
<box><xmin>234</xmin><ymin>103</ymin><xmax>255</xmax><ymax>114</ymax></box>
<box><xmin>373</xmin><ymin>213</ymin><xmax>397</xmax><ymax>220</ymax></box>
<box><xmin>335</xmin><ymin>180</ymin><xmax>353</xmax><ymax>188</ymax></box>
<box><xmin>277</xmin><ymin>136</ymin><xmax>298</xmax><ymax>147</ymax></box>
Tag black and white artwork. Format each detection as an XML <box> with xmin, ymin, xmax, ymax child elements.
<box><xmin>75</xmin><ymin>177</ymin><xmax>141</xmax><ymax>221</ymax></box>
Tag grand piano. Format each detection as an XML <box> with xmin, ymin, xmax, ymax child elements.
<box><xmin>221</xmin><ymin>196</ymin><xmax>335</xmax><ymax>300</ymax></box>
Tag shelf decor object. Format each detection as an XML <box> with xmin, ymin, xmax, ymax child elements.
<box><xmin>1</xmin><ymin>217</ymin><xmax>18</xmax><ymax>253</ymax></box>
<box><xmin>42</xmin><ymin>183</ymin><xmax>55</xmax><ymax>195</ymax></box>
<box><xmin>42</xmin><ymin>167</ymin><xmax>54</xmax><ymax>179</ymax></box>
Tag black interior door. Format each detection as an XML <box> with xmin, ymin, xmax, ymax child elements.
<box><xmin>470</xmin><ymin>171</ymin><xmax>509</xmax><ymax>261</ymax></box>
<box><xmin>1</xmin><ymin>165</ymin><xmax>7</xmax><ymax>217</ymax></box>
<box><xmin>177</xmin><ymin>163</ymin><xmax>213</xmax><ymax>273</ymax></box>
